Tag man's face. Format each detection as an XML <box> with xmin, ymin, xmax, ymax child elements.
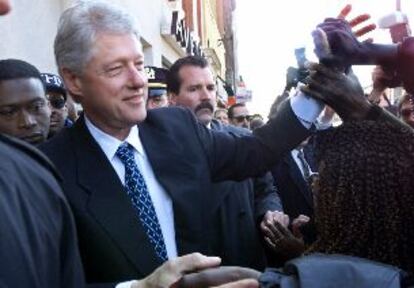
<box><xmin>47</xmin><ymin>91</ymin><xmax>68</xmax><ymax>136</ymax></box>
<box><xmin>0</xmin><ymin>78</ymin><xmax>51</xmax><ymax>144</ymax></box>
<box><xmin>230</xmin><ymin>106</ymin><xmax>250</xmax><ymax>129</ymax></box>
<box><xmin>214</xmin><ymin>110</ymin><xmax>229</xmax><ymax>125</ymax></box>
<box><xmin>170</xmin><ymin>65</ymin><xmax>216</xmax><ymax>125</ymax></box>
<box><xmin>400</xmin><ymin>99</ymin><xmax>414</xmax><ymax>128</ymax></box>
<box><xmin>147</xmin><ymin>94</ymin><xmax>169</xmax><ymax>110</ymax></box>
<box><xmin>65</xmin><ymin>33</ymin><xmax>147</xmax><ymax>139</ymax></box>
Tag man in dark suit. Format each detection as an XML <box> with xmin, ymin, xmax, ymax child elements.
<box><xmin>40</xmin><ymin>1</ymin><xmax>322</xmax><ymax>286</ymax></box>
<box><xmin>0</xmin><ymin>134</ymin><xmax>85</xmax><ymax>287</ymax></box>
<box><xmin>272</xmin><ymin>148</ymin><xmax>314</xmax><ymax>222</ymax></box>
<box><xmin>168</xmin><ymin>55</ymin><xmax>284</xmax><ymax>270</ymax></box>
<box><xmin>270</xmin><ymin>141</ymin><xmax>318</xmax><ymax>247</ymax></box>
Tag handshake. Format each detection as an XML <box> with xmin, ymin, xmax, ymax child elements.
<box><xmin>132</xmin><ymin>253</ymin><xmax>260</xmax><ymax>288</ymax></box>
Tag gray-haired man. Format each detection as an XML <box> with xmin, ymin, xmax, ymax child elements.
<box><xmin>41</xmin><ymin>1</ymin><xmax>328</xmax><ymax>287</ymax></box>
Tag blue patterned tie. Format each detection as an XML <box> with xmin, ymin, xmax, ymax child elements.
<box><xmin>116</xmin><ymin>142</ymin><xmax>168</xmax><ymax>262</ymax></box>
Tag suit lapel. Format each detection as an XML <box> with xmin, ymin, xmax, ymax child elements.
<box><xmin>72</xmin><ymin>118</ymin><xmax>162</xmax><ymax>276</ymax></box>
<box><xmin>286</xmin><ymin>154</ymin><xmax>313</xmax><ymax>207</ymax></box>
<box><xmin>138</xmin><ymin>117</ymin><xmax>206</xmax><ymax>255</ymax></box>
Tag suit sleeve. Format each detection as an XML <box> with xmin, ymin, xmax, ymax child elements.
<box><xmin>191</xmin><ymin>100</ymin><xmax>311</xmax><ymax>182</ymax></box>
<box><xmin>253</xmin><ymin>172</ymin><xmax>283</xmax><ymax>222</ymax></box>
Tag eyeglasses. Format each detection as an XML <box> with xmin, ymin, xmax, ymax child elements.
<box><xmin>48</xmin><ymin>96</ymin><xmax>66</xmax><ymax>109</ymax></box>
<box><xmin>233</xmin><ymin>115</ymin><xmax>251</xmax><ymax>123</ymax></box>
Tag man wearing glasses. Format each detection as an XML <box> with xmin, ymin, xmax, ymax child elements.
<box><xmin>228</xmin><ymin>103</ymin><xmax>251</xmax><ymax>129</ymax></box>
<box><xmin>41</xmin><ymin>73</ymin><xmax>73</xmax><ymax>138</ymax></box>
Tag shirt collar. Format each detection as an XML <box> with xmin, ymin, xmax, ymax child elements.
<box><xmin>84</xmin><ymin>115</ymin><xmax>145</xmax><ymax>161</ymax></box>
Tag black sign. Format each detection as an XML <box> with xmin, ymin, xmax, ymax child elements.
<box><xmin>171</xmin><ymin>11</ymin><xmax>203</xmax><ymax>56</ymax></box>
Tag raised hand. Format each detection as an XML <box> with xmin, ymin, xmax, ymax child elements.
<box><xmin>301</xmin><ymin>63</ymin><xmax>372</xmax><ymax>121</ymax></box>
<box><xmin>337</xmin><ymin>4</ymin><xmax>376</xmax><ymax>39</ymax></box>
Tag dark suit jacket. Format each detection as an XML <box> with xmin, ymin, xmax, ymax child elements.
<box><xmin>209</xmin><ymin>120</ymin><xmax>282</xmax><ymax>270</ymax></box>
<box><xmin>0</xmin><ymin>134</ymin><xmax>85</xmax><ymax>288</ymax></box>
<box><xmin>40</xmin><ymin>102</ymin><xmax>309</xmax><ymax>285</ymax></box>
<box><xmin>271</xmin><ymin>153</ymin><xmax>314</xmax><ymax>220</ymax></box>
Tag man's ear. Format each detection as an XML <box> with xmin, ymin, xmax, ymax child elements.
<box><xmin>60</xmin><ymin>68</ymin><xmax>83</xmax><ymax>103</ymax></box>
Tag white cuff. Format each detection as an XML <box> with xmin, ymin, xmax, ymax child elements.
<box><xmin>116</xmin><ymin>280</ymin><xmax>137</xmax><ymax>288</ymax></box>
<box><xmin>290</xmin><ymin>89</ymin><xmax>324</xmax><ymax>129</ymax></box>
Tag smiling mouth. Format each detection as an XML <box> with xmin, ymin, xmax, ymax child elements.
<box><xmin>123</xmin><ymin>95</ymin><xmax>144</xmax><ymax>104</ymax></box>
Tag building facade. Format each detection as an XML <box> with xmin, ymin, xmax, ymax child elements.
<box><xmin>0</xmin><ymin>0</ymin><xmax>238</xmax><ymax>105</ymax></box>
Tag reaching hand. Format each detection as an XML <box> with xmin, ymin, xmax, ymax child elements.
<box><xmin>337</xmin><ymin>4</ymin><xmax>376</xmax><ymax>40</ymax></box>
<box><xmin>312</xmin><ymin>18</ymin><xmax>369</xmax><ymax>70</ymax></box>
<box><xmin>313</xmin><ymin>3</ymin><xmax>378</xmax><ymax>70</ymax></box>
<box><xmin>262</xmin><ymin>218</ymin><xmax>305</xmax><ymax>261</ymax></box>
<box><xmin>261</xmin><ymin>210</ymin><xmax>290</xmax><ymax>234</ymax></box>
<box><xmin>175</xmin><ymin>266</ymin><xmax>261</xmax><ymax>288</ymax></box>
<box><xmin>132</xmin><ymin>253</ymin><xmax>221</xmax><ymax>288</ymax></box>
<box><xmin>291</xmin><ymin>214</ymin><xmax>310</xmax><ymax>239</ymax></box>
<box><xmin>301</xmin><ymin>63</ymin><xmax>373</xmax><ymax>121</ymax></box>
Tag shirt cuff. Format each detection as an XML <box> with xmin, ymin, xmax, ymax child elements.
<box><xmin>290</xmin><ymin>89</ymin><xmax>324</xmax><ymax>129</ymax></box>
<box><xmin>116</xmin><ymin>280</ymin><xmax>137</xmax><ymax>288</ymax></box>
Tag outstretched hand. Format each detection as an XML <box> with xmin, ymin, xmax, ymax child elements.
<box><xmin>312</xmin><ymin>4</ymin><xmax>376</xmax><ymax>70</ymax></box>
<box><xmin>175</xmin><ymin>266</ymin><xmax>261</xmax><ymax>288</ymax></box>
<box><xmin>301</xmin><ymin>63</ymin><xmax>372</xmax><ymax>121</ymax></box>
<box><xmin>132</xmin><ymin>253</ymin><xmax>221</xmax><ymax>288</ymax></box>
<box><xmin>262</xmin><ymin>219</ymin><xmax>305</xmax><ymax>261</ymax></box>
<box><xmin>337</xmin><ymin>4</ymin><xmax>376</xmax><ymax>40</ymax></box>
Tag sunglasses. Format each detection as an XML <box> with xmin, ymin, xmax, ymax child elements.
<box><xmin>233</xmin><ymin>115</ymin><xmax>251</xmax><ymax>123</ymax></box>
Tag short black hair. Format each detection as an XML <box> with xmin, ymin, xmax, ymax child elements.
<box><xmin>166</xmin><ymin>55</ymin><xmax>209</xmax><ymax>94</ymax></box>
<box><xmin>0</xmin><ymin>59</ymin><xmax>44</xmax><ymax>90</ymax></box>
<box><xmin>228</xmin><ymin>103</ymin><xmax>246</xmax><ymax>119</ymax></box>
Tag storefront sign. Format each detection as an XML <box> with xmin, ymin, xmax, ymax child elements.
<box><xmin>170</xmin><ymin>11</ymin><xmax>203</xmax><ymax>56</ymax></box>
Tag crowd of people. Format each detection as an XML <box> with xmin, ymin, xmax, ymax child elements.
<box><xmin>1</xmin><ymin>0</ymin><xmax>414</xmax><ymax>287</ymax></box>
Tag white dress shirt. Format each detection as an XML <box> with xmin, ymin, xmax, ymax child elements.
<box><xmin>290</xmin><ymin>89</ymin><xmax>325</xmax><ymax>129</ymax></box>
<box><xmin>84</xmin><ymin>116</ymin><xmax>178</xmax><ymax>261</ymax></box>
<box><xmin>85</xmin><ymin>93</ymin><xmax>321</xmax><ymax>287</ymax></box>
<box><xmin>291</xmin><ymin>148</ymin><xmax>314</xmax><ymax>179</ymax></box>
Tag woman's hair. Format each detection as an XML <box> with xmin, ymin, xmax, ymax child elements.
<box><xmin>311</xmin><ymin>120</ymin><xmax>414</xmax><ymax>273</ymax></box>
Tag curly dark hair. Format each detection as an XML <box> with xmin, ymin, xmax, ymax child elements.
<box><xmin>310</xmin><ymin>120</ymin><xmax>414</xmax><ymax>273</ymax></box>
